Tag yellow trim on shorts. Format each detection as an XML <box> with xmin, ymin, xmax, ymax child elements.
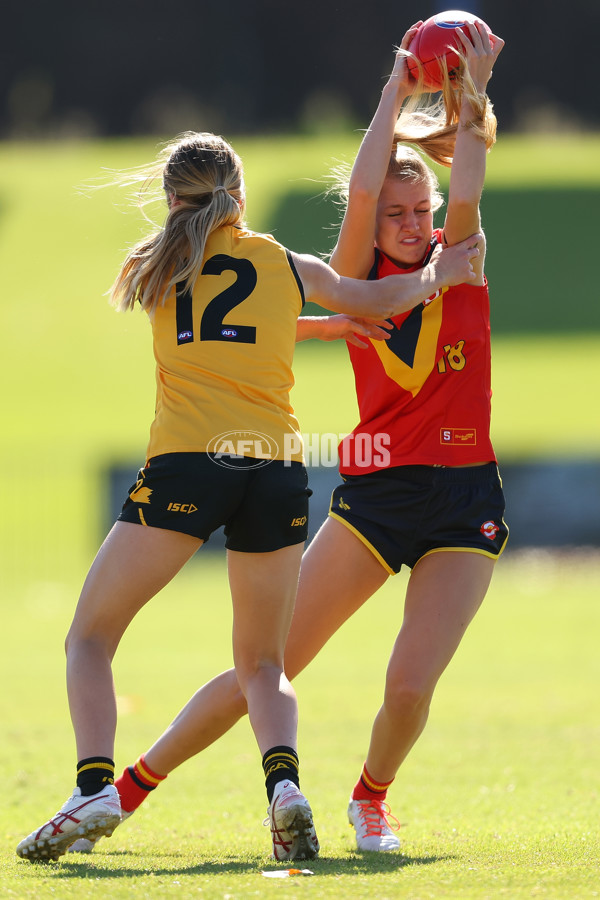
<box><xmin>138</xmin><ymin>508</ymin><xmax>148</xmax><ymax>526</ymax></box>
<box><xmin>328</xmin><ymin>511</ymin><xmax>395</xmax><ymax>576</ymax></box>
<box><xmin>329</xmin><ymin>513</ymin><xmax>509</xmax><ymax>575</ymax></box>
<box><xmin>416</xmin><ymin>529</ymin><xmax>509</xmax><ymax>566</ymax></box>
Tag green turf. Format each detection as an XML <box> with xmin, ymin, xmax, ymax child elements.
<box><xmin>2</xmin><ymin>551</ymin><xmax>599</xmax><ymax>898</ymax></box>
<box><xmin>1</xmin><ymin>134</ymin><xmax>599</xmax><ymax>895</ymax></box>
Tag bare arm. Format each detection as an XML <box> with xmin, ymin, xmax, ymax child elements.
<box><xmin>296</xmin><ymin>315</ymin><xmax>392</xmax><ymax>348</ymax></box>
<box><xmin>329</xmin><ymin>23</ymin><xmax>421</xmax><ymax>278</ymax></box>
<box><xmin>292</xmin><ymin>235</ymin><xmax>482</xmax><ymax>321</ymax></box>
<box><xmin>444</xmin><ymin>23</ymin><xmax>504</xmax><ymax>280</ymax></box>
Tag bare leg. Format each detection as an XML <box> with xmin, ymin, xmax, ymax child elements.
<box><xmin>227</xmin><ymin>543</ymin><xmax>304</xmax><ymax>754</ymax></box>
<box><xmin>363</xmin><ymin>550</ymin><xmax>495</xmax><ymax>782</ymax></box>
<box><xmin>144</xmin><ymin>670</ymin><xmax>248</xmax><ymax>773</ymax></box>
<box><xmin>144</xmin><ymin>518</ymin><xmax>388</xmax><ymax>772</ymax></box>
<box><xmin>284</xmin><ymin>518</ymin><xmax>389</xmax><ymax>679</ymax></box>
<box><xmin>65</xmin><ymin>521</ymin><xmax>202</xmax><ymax>760</ymax></box>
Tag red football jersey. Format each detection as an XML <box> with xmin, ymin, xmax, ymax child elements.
<box><xmin>338</xmin><ymin>230</ymin><xmax>497</xmax><ymax>474</ymax></box>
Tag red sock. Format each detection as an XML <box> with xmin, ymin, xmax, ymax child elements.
<box><xmin>351</xmin><ymin>763</ymin><xmax>394</xmax><ymax>802</ymax></box>
<box><xmin>114</xmin><ymin>754</ymin><xmax>167</xmax><ymax>813</ymax></box>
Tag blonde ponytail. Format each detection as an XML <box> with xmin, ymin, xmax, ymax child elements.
<box><xmin>394</xmin><ymin>47</ymin><xmax>497</xmax><ymax>168</ymax></box>
<box><xmin>110</xmin><ymin>133</ymin><xmax>245</xmax><ymax>313</ymax></box>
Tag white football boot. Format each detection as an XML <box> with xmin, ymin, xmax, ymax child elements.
<box><xmin>348</xmin><ymin>797</ymin><xmax>400</xmax><ymax>851</ymax></box>
<box><xmin>17</xmin><ymin>785</ymin><xmax>121</xmax><ymax>862</ymax></box>
<box><xmin>68</xmin><ymin>809</ymin><xmax>134</xmax><ymax>853</ymax></box>
<box><xmin>267</xmin><ymin>780</ymin><xmax>319</xmax><ymax>860</ymax></box>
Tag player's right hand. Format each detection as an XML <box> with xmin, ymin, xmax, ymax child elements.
<box><xmin>432</xmin><ymin>232</ymin><xmax>483</xmax><ymax>285</ymax></box>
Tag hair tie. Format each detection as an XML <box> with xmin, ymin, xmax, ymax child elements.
<box><xmin>212</xmin><ymin>185</ymin><xmax>228</xmax><ymax>196</ymax></box>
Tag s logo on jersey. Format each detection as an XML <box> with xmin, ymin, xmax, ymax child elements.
<box><xmin>441</xmin><ymin>428</ymin><xmax>477</xmax><ymax>445</ymax></box>
<box><xmin>480</xmin><ymin>520</ymin><xmax>499</xmax><ymax>540</ymax></box>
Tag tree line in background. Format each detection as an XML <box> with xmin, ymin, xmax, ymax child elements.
<box><xmin>3</xmin><ymin>0</ymin><xmax>598</xmax><ymax>139</ymax></box>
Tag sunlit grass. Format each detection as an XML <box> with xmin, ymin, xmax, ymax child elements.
<box><xmin>2</xmin><ymin>551</ymin><xmax>599</xmax><ymax>898</ymax></box>
<box><xmin>1</xmin><ymin>135</ymin><xmax>599</xmax><ymax>896</ymax></box>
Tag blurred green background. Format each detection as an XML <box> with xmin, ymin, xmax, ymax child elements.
<box><xmin>1</xmin><ymin>133</ymin><xmax>599</xmax><ymax>590</ymax></box>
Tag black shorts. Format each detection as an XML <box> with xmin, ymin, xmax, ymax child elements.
<box><xmin>118</xmin><ymin>453</ymin><xmax>311</xmax><ymax>552</ymax></box>
<box><xmin>329</xmin><ymin>462</ymin><xmax>508</xmax><ymax>574</ymax></box>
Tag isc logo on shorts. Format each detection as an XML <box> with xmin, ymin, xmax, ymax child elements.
<box><xmin>167</xmin><ymin>502</ymin><xmax>198</xmax><ymax>514</ymax></box>
<box><xmin>290</xmin><ymin>516</ymin><xmax>307</xmax><ymax>527</ymax></box>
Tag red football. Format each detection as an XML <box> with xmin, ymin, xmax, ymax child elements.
<box><xmin>407</xmin><ymin>10</ymin><xmax>492</xmax><ymax>91</ymax></box>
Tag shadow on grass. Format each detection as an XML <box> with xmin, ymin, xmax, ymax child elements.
<box><xmin>17</xmin><ymin>849</ymin><xmax>453</xmax><ymax>878</ymax></box>
<box><xmin>338</xmin><ymin>852</ymin><xmax>454</xmax><ymax>872</ymax></box>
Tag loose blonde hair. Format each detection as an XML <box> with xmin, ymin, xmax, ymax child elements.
<box><xmin>394</xmin><ymin>45</ymin><xmax>497</xmax><ymax>168</ymax></box>
<box><xmin>110</xmin><ymin>132</ymin><xmax>245</xmax><ymax>313</ymax></box>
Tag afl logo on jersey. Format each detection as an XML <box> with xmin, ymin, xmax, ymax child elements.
<box><xmin>221</xmin><ymin>328</ymin><xmax>238</xmax><ymax>338</ymax></box>
<box><xmin>178</xmin><ymin>330</ymin><xmax>193</xmax><ymax>341</ymax></box>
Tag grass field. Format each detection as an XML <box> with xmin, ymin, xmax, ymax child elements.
<box><xmin>2</xmin><ymin>550</ymin><xmax>599</xmax><ymax>898</ymax></box>
<box><xmin>1</xmin><ymin>134</ymin><xmax>599</xmax><ymax>896</ymax></box>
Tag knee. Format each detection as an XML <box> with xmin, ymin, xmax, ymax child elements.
<box><xmin>235</xmin><ymin>658</ymin><xmax>286</xmax><ymax>696</ymax></box>
<box><xmin>64</xmin><ymin>624</ymin><xmax>115</xmax><ymax>662</ymax></box>
<box><xmin>65</xmin><ymin>617</ymin><xmax>88</xmax><ymax>657</ymax></box>
<box><xmin>382</xmin><ymin>679</ymin><xmax>433</xmax><ymax>723</ymax></box>
<box><xmin>64</xmin><ymin>628</ymin><xmax>91</xmax><ymax>659</ymax></box>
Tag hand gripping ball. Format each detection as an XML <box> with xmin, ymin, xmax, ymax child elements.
<box><xmin>407</xmin><ymin>10</ymin><xmax>492</xmax><ymax>90</ymax></box>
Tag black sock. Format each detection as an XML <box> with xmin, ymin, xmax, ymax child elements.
<box><xmin>76</xmin><ymin>756</ymin><xmax>115</xmax><ymax>796</ymax></box>
<box><xmin>262</xmin><ymin>745</ymin><xmax>299</xmax><ymax>803</ymax></box>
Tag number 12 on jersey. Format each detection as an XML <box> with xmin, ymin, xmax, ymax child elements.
<box><xmin>176</xmin><ymin>254</ymin><xmax>257</xmax><ymax>345</ymax></box>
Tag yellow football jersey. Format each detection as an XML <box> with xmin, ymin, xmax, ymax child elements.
<box><xmin>144</xmin><ymin>226</ymin><xmax>305</xmax><ymax>463</ymax></box>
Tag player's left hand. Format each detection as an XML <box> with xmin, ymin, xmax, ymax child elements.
<box><xmin>322</xmin><ymin>315</ymin><xmax>393</xmax><ymax>348</ymax></box>
<box><xmin>456</xmin><ymin>22</ymin><xmax>504</xmax><ymax>93</ymax></box>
